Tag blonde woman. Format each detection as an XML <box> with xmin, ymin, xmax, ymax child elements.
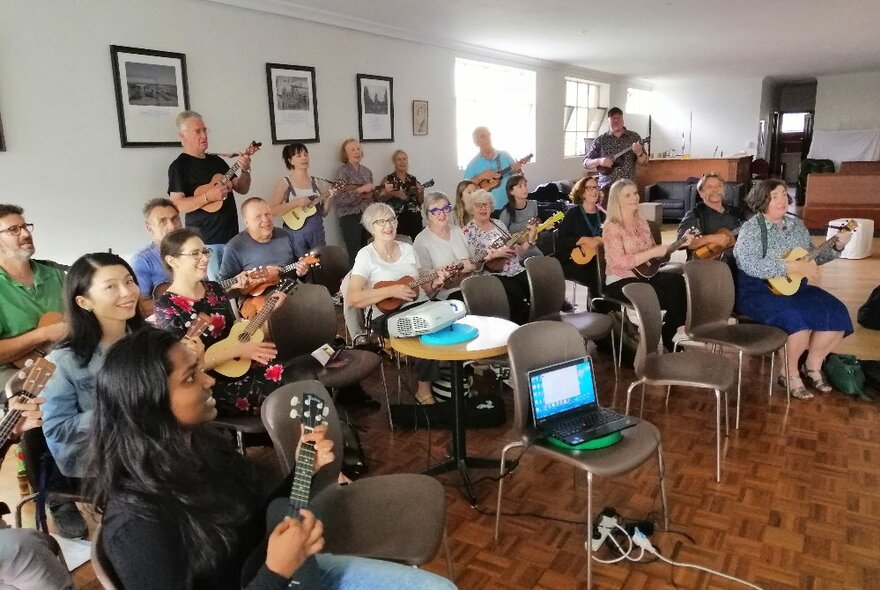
<box><xmin>335</xmin><ymin>138</ymin><xmax>377</xmax><ymax>266</ymax></box>
<box><xmin>452</xmin><ymin>180</ymin><xmax>476</xmax><ymax>227</ymax></box>
<box><xmin>381</xmin><ymin>149</ymin><xmax>424</xmax><ymax>241</ymax></box>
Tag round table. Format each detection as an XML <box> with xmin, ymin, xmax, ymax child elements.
<box><xmin>388</xmin><ymin>315</ymin><xmax>518</xmax><ymax>504</ymax></box>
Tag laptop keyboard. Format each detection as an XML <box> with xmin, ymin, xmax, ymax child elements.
<box><xmin>555</xmin><ymin>409</ymin><xmax>621</xmax><ymax>436</ymax></box>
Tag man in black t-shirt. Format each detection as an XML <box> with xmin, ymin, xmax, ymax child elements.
<box><xmin>168</xmin><ymin>110</ymin><xmax>252</xmax><ymax>280</ymax></box>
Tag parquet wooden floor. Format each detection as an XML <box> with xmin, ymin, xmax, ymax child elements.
<box><xmin>2</xmin><ymin>237</ymin><xmax>878</xmax><ymax>590</ymax></box>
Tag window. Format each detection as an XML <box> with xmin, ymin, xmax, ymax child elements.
<box><xmin>625</xmin><ymin>88</ymin><xmax>654</xmax><ymax>115</ymax></box>
<box><xmin>455</xmin><ymin>58</ymin><xmax>536</xmax><ymax>168</ymax></box>
<box><xmin>564</xmin><ymin>77</ymin><xmax>609</xmax><ymax>157</ymax></box>
<box><xmin>780</xmin><ymin>112</ymin><xmax>809</xmax><ymax>133</ymax></box>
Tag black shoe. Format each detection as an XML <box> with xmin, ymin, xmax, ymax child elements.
<box><xmin>561</xmin><ymin>299</ymin><xmax>576</xmax><ymax>313</ymax></box>
<box><xmin>49</xmin><ymin>500</ymin><xmax>87</xmax><ymax>539</ymax></box>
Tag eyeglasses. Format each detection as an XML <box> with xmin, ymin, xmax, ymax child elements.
<box><xmin>428</xmin><ymin>204</ymin><xmax>453</xmax><ymax>216</ymax></box>
<box><xmin>473</xmin><ymin>202</ymin><xmax>492</xmax><ymax>209</ymax></box>
<box><xmin>0</xmin><ymin>223</ymin><xmax>34</xmax><ymax>236</ymax></box>
<box><xmin>584</xmin><ymin>185</ymin><xmax>600</xmax><ymax>191</ymax></box>
<box><xmin>372</xmin><ymin>217</ymin><xmax>398</xmax><ymax>227</ymax></box>
<box><xmin>174</xmin><ymin>248</ymin><xmax>212</xmax><ymax>259</ymax></box>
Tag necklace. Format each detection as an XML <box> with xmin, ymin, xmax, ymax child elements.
<box><xmin>376</xmin><ymin>242</ymin><xmax>397</xmax><ymax>262</ymax></box>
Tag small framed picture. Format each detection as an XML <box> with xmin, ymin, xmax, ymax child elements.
<box><xmin>109</xmin><ymin>45</ymin><xmax>190</xmax><ymax>147</ymax></box>
<box><xmin>266</xmin><ymin>63</ymin><xmax>320</xmax><ymax>144</ymax></box>
<box><xmin>356</xmin><ymin>74</ymin><xmax>394</xmax><ymax>142</ymax></box>
<box><xmin>412</xmin><ymin>100</ymin><xmax>428</xmax><ymax>136</ymax></box>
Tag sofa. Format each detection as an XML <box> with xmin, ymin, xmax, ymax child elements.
<box><xmin>644</xmin><ymin>181</ymin><xmax>746</xmax><ymax>222</ymax></box>
<box><xmin>803</xmin><ymin>172</ymin><xmax>880</xmax><ymax>231</ymax></box>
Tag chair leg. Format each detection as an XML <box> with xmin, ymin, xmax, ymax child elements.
<box><xmin>714</xmin><ymin>389</ymin><xmax>722</xmax><ymax>483</ymax></box>
<box><xmin>656</xmin><ymin>443</ymin><xmax>670</xmax><ymax>531</ymax></box>
<box><xmin>494</xmin><ymin>441</ymin><xmax>524</xmax><ymax>541</ymax></box>
<box><xmin>586</xmin><ymin>471</ymin><xmax>593</xmax><ymax>589</ymax></box>
<box><xmin>783</xmin><ymin>342</ymin><xmax>791</xmax><ymax>407</ymax></box>
<box><xmin>610</xmin><ymin>329</ymin><xmax>618</xmax><ymax>381</ymax></box>
<box><xmin>442</xmin><ymin>528</ymin><xmax>455</xmax><ymax>581</ymax></box>
<box><xmin>379</xmin><ymin>361</ymin><xmax>393</xmax><ymax>431</ymax></box>
<box><xmin>14</xmin><ymin>492</ymin><xmax>38</xmax><ymax>528</ymax></box>
<box><xmin>768</xmin><ymin>350</ymin><xmax>776</xmax><ymax>398</ymax></box>
<box><xmin>617</xmin><ymin>311</ymin><xmax>625</xmax><ymax>369</ymax></box>
<box><xmin>640</xmin><ymin>383</ymin><xmax>646</xmax><ymax>419</ymax></box>
<box><xmin>723</xmin><ymin>389</ymin><xmax>729</xmax><ymax>436</ymax></box>
<box><xmin>735</xmin><ymin>350</ymin><xmax>744</xmax><ymax>430</ymax></box>
<box><xmin>235</xmin><ymin>430</ymin><xmax>245</xmax><ymax>456</ymax></box>
<box><xmin>624</xmin><ymin>380</ymin><xmax>641</xmax><ymax>415</ymax></box>
<box><xmin>665</xmin><ymin>384</ymin><xmax>671</xmax><ymax>406</ymax></box>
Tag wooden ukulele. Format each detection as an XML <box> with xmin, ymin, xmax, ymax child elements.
<box><xmin>195</xmin><ymin>141</ymin><xmax>262</xmax><ymax>213</ymax></box>
<box><xmin>474</xmin><ymin>154</ymin><xmax>534</xmax><ymax>191</ymax></box>
<box><xmin>152</xmin><ymin>267</ymin><xmax>273</xmax><ymax>300</ymax></box>
<box><xmin>373</xmin><ymin>263</ymin><xmax>464</xmax><ymax>313</ymax></box>
<box><xmin>571</xmin><ymin>238</ymin><xmax>604</xmax><ymax>265</ymax></box>
<box><xmin>693</xmin><ymin>227</ymin><xmax>741</xmax><ymax>260</ymax></box>
<box><xmin>595</xmin><ymin>137</ymin><xmax>649</xmax><ymax>175</ymax></box>
<box><xmin>282</xmin><ymin>180</ymin><xmax>350</xmax><ymax>231</ymax></box>
<box><xmin>767</xmin><ymin>219</ymin><xmax>856</xmax><ymax>296</ymax></box>
<box><xmin>239</xmin><ymin>254</ymin><xmax>321</xmax><ymax>319</ymax></box>
<box><xmin>483</xmin><ymin>211</ymin><xmax>564</xmax><ymax>272</ymax></box>
<box><xmin>183</xmin><ymin>312</ymin><xmax>213</xmax><ymax>341</ymax></box>
<box><xmin>205</xmin><ymin>279</ymin><xmax>296</xmax><ymax>378</ymax></box>
<box><xmin>632</xmin><ymin>228</ymin><xmax>700</xmax><ymax>279</ymax></box>
<box><xmin>1</xmin><ymin>358</ymin><xmax>56</xmax><ymax>447</ymax></box>
<box><xmin>12</xmin><ymin>312</ymin><xmax>64</xmax><ymax>369</ymax></box>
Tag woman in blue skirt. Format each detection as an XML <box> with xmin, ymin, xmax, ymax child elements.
<box><xmin>733</xmin><ymin>180</ymin><xmax>853</xmax><ymax>400</ymax></box>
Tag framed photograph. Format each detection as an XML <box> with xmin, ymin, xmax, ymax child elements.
<box><xmin>266</xmin><ymin>63</ymin><xmax>319</xmax><ymax>144</ymax></box>
<box><xmin>356</xmin><ymin>74</ymin><xmax>394</xmax><ymax>142</ymax></box>
<box><xmin>110</xmin><ymin>45</ymin><xmax>189</xmax><ymax>147</ymax></box>
<box><xmin>412</xmin><ymin>100</ymin><xmax>428</xmax><ymax>136</ymax></box>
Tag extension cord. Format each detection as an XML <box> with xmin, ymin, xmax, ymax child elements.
<box><xmin>590</xmin><ymin>513</ymin><xmax>619</xmax><ymax>551</ymax></box>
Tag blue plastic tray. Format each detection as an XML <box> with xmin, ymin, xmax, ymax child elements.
<box><xmin>419</xmin><ymin>322</ymin><xmax>479</xmax><ymax>345</ymax></box>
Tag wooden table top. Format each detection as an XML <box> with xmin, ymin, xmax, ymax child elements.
<box><xmin>387</xmin><ymin>315</ymin><xmax>519</xmax><ymax>362</ymax></box>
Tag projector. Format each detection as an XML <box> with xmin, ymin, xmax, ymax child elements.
<box><xmin>387</xmin><ymin>300</ymin><xmax>468</xmax><ymax>338</ymax></box>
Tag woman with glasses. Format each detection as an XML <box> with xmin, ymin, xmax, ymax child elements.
<box><xmin>154</xmin><ymin>228</ymin><xmax>285</xmax><ymax>417</ymax></box>
<box><xmin>555</xmin><ymin>176</ymin><xmax>606</xmax><ymax>295</ymax></box>
<box><xmin>498</xmin><ymin>174</ymin><xmax>542</xmax><ymax>261</ymax></box>
<box><xmin>414</xmin><ymin>192</ymin><xmax>477</xmax><ymax>301</ymax></box>
<box><xmin>463</xmin><ymin>189</ymin><xmax>535</xmax><ymax>324</ymax></box>
<box><xmin>347</xmin><ymin>203</ymin><xmax>449</xmax><ymax>405</ymax></box>
<box><xmin>335</xmin><ymin>138</ymin><xmax>378</xmax><ymax>266</ymax></box>
<box><xmin>380</xmin><ymin>149</ymin><xmax>425</xmax><ymax>241</ymax></box>
<box><xmin>453</xmin><ymin>180</ymin><xmax>477</xmax><ymax>227</ymax></box>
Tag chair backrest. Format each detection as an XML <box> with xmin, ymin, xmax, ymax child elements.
<box><xmin>339</xmin><ymin>272</ymin><xmax>367</xmax><ymax>340</ymax></box>
<box><xmin>594</xmin><ymin>244</ymin><xmax>608</xmax><ymax>297</ymax></box>
<box><xmin>92</xmin><ymin>525</ymin><xmax>122</xmax><ymax>590</ymax></box>
<box><xmin>507</xmin><ymin>321</ymin><xmax>587</xmax><ymax>438</ymax></box>
<box><xmin>461</xmin><ymin>275</ymin><xmax>510</xmax><ymax>320</ymax></box>
<box><xmin>269</xmin><ymin>283</ymin><xmax>336</xmax><ymax>362</ymax></box>
<box><xmin>682</xmin><ymin>259</ymin><xmax>735</xmax><ymax>334</ymax></box>
<box><xmin>261</xmin><ymin>380</ymin><xmax>344</xmax><ymax>496</ymax></box>
<box><xmin>524</xmin><ymin>256</ymin><xmax>564</xmax><ymax>322</ymax></box>
<box><xmin>621</xmin><ymin>283</ymin><xmax>662</xmax><ymax>377</ymax></box>
<box><xmin>647</xmin><ymin>221</ymin><xmax>662</xmax><ymax>246</ymax></box>
<box><xmin>310</xmin><ymin>245</ymin><xmax>350</xmax><ymax>295</ymax></box>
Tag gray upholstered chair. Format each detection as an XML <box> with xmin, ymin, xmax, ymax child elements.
<box><xmin>681</xmin><ymin>260</ymin><xmax>790</xmax><ymax>428</ymax></box>
<box><xmin>499</xmin><ymin>321</ymin><xmax>668</xmax><ymax>589</ymax></box>
<box><xmin>461</xmin><ymin>274</ymin><xmax>510</xmax><ymax>320</ymax></box>
<box><xmin>622</xmin><ymin>282</ymin><xmax>737</xmax><ymax>482</ymax></box>
<box><xmin>212</xmin><ymin>415</ymin><xmax>268</xmax><ymax>456</ymax></box>
<box><xmin>309</xmin><ymin>244</ymin><xmax>349</xmax><ymax>296</ymax></box>
<box><xmin>262</xmin><ymin>381</ymin><xmax>452</xmax><ymax>575</ymax></box>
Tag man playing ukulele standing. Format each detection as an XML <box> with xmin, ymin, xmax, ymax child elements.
<box><xmin>464</xmin><ymin>127</ymin><xmax>523</xmax><ymax>213</ymax></box>
<box><xmin>168</xmin><ymin>110</ymin><xmax>252</xmax><ymax>280</ymax></box>
<box><xmin>583</xmin><ymin>107</ymin><xmax>648</xmax><ymax>191</ymax></box>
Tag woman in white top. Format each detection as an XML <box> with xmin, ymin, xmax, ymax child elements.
<box><xmin>413</xmin><ymin>192</ymin><xmax>477</xmax><ymax>301</ymax></box>
<box><xmin>347</xmin><ymin>202</ymin><xmax>449</xmax><ymax>404</ymax></box>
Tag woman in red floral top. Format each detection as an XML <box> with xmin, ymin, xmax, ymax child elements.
<box><xmin>155</xmin><ymin>228</ymin><xmax>286</xmax><ymax>417</ymax></box>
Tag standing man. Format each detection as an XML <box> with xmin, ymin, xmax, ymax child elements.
<box><xmin>168</xmin><ymin>110</ymin><xmax>252</xmax><ymax>280</ymax></box>
<box><xmin>678</xmin><ymin>172</ymin><xmax>745</xmax><ymax>264</ymax></box>
<box><xmin>464</xmin><ymin>127</ymin><xmax>522</xmax><ymax>212</ymax></box>
<box><xmin>583</xmin><ymin>107</ymin><xmax>648</xmax><ymax>191</ymax></box>
<box><xmin>132</xmin><ymin>198</ymin><xmax>182</xmax><ymax>315</ymax></box>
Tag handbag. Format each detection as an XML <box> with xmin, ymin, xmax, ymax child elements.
<box><xmin>823</xmin><ymin>354</ymin><xmax>865</xmax><ymax>396</ymax></box>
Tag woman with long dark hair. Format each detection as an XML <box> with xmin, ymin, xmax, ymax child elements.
<box><xmin>498</xmin><ymin>174</ymin><xmax>541</xmax><ymax>261</ymax></box>
<box><xmin>90</xmin><ymin>327</ymin><xmax>456</xmax><ymax>589</ymax></box>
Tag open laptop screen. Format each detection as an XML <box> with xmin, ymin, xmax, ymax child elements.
<box><xmin>528</xmin><ymin>356</ymin><xmax>597</xmax><ymax>424</ymax></box>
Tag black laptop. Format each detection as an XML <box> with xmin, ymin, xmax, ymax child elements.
<box><xmin>527</xmin><ymin>356</ymin><xmax>636</xmax><ymax>446</ymax></box>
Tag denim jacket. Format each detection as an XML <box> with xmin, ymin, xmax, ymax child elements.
<box><xmin>41</xmin><ymin>346</ymin><xmax>105</xmax><ymax>478</ymax></box>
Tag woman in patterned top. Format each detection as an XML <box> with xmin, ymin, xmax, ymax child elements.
<box><xmin>463</xmin><ymin>189</ymin><xmax>536</xmax><ymax>324</ymax></box>
<box><xmin>335</xmin><ymin>139</ymin><xmax>378</xmax><ymax>266</ymax></box>
<box><xmin>154</xmin><ymin>228</ymin><xmax>285</xmax><ymax>417</ymax></box>
<box><xmin>381</xmin><ymin>149</ymin><xmax>425</xmax><ymax>241</ymax></box>
<box><xmin>733</xmin><ymin>179</ymin><xmax>853</xmax><ymax>400</ymax></box>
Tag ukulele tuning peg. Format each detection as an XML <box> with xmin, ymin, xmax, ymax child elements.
<box><xmin>291</xmin><ymin>396</ymin><xmax>300</xmax><ymax>406</ymax></box>
<box><xmin>289</xmin><ymin>409</ymin><xmax>300</xmax><ymax>419</ymax></box>
<box><xmin>303</xmin><ymin>410</ymin><xmax>311</xmax><ymax>419</ymax></box>
<box><xmin>322</xmin><ymin>407</ymin><xmax>329</xmax><ymax>417</ymax></box>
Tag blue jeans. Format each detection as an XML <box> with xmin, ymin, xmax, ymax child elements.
<box><xmin>205</xmin><ymin>243</ymin><xmax>225</xmax><ymax>282</ymax></box>
<box><xmin>315</xmin><ymin>554</ymin><xmax>455</xmax><ymax>590</ymax></box>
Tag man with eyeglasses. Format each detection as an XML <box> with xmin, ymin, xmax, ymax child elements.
<box><xmin>132</xmin><ymin>198</ymin><xmax>183</xmax><ymax>316</ymax></box>
<box><xmin>583</xmin><ymin>107</ymin><xmax>648</xmax><ymax>191</ymax></box>
<box><xmin>677</xmin><ymin>172</ymin><xmax>745</xmax><ymax>264</ymax></box>
<box><xmin>168</xmin><ymin>110</ymin><xmax>252</xmax><ymax>281</ymax></box>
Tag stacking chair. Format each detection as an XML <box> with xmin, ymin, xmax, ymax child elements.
<box><xmin>262</xmin><ymin>381</ymin><xmax>452</xmax><ymax>575</ymax></box>
<box><xmin>212</xmin><ymin>415</ymin><xmax>268</xmax><ymax>455</ymax></box>
<box><xmin>682</xmin><ymin>260</ymin><xmax>790</xmax><ymax>429</ymax></box>
<box><xmin>461</xmin><ymin>274</ymin><xmax>512</xmax><ymax>390</ymax></box>
<box><xmin>91</xmin><ymin>525</ymin><xmax>121</xmax><ymax>590</ymax></box>
<box><xmin>499</xmin><ymin>321</ymin><xmax>668</xmax><ymax>588</ymax></box>
<box><xmin>309</xmin><ymin>244</ymin><xmax>349</xmax><ymax>296</ymax></box>
<box><xmin>524</xmin><ymin>256</ymin><xmax>617</xmax><ymax>377</ymax></box>
<box><xmin>590</xmin><ymin>244</ymin><xmax>633</xmax><ymax>369</ymax></box>
<box><xmin>622</xmin><ymin>283</ymin><xmax>737</xmax><ymax>482</ymax></box>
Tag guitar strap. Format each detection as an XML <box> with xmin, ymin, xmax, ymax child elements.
<box><xmin>757</xmin><ymin>212</ymin><xmax>768</xmax><ymax>258</ymax></box>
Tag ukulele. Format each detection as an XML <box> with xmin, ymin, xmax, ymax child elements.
<box><xmin>571</xmin><ymin>238</ymin><xmax>604</xmax><ymax>265</ymax></box>
<box><xmin>373</xmin><ymin>262</ymin><xmax>465</xmax><ymax>313</ymax></box>
<box><xmin>239</xmin><ymin>254</ymin><xmax>321</xmax><ymax>319</ymax></box>
<box><xmin>483</xmin><ymin>211</ymin><xmax>564</xmax><ymax>272</ymax></box>
<box><xmin>183</xmin><ymin>312</ymin><xmax>213</xmax><ymax>341</ymax></box>
<box><xmin>195</xmin><ymin>141</ymin><xmax>262</xmax><ymax>213</ymax></box>
<box><xmin>282</xmin><ymin>180</ymin><xmax>350</xmax><ymax>231</ymax></box>
<box><xmin>693</xmin><ymin>227</ymin><xmax>741</xmax><ymax>260</ymax></box>
<box><xmin>206</xmin><ymin>279</ymin><xmax>297</xmax><ymax>378</ymax></box>
<box><xmin>474</xmin><ymin>154</ymin><xmax>534</xmax><ymax>191</ymax></box>
<box><xmin>1</xmin><ymin>358</ymin><xmax>56</xmax><ymax>448</ymax></box>
<box><xmin>766</xmin><ymin>219</ymin><xmax>857</xmax><ymax>296</ymax></box>
<box><xmin>385</xmin><ymin>178</ymin><xmax>435</xmax><ymax>215</ymax></box>
<box><xmin>153</xmin><ymin>267</ymin><xmax>272</xmax><ymax>300</ymax></box>
<box><xmin>12</xmin><ymin>312</ymin><xmax>64</xmax><ymax>369</ymax></box>
<box><xmin>632</xmin><ymin>228</ymin><xmax>700</xmax><ymax>279</ymax></box>
<box><xmin>595</xmin><ymin>137</ymin><xmax>649</xmax><ymax>175</ymax></box>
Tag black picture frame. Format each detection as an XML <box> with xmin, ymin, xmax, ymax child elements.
<box><xmin>356</xmin><ymin>74</ymin><xmax>394</xmax><ymax>142</ymax></box>
<box><xmin>266</xmin><ymin>63</ymin><xmax>320</xmax><ymax>144</ymax></box>
<box><xmin>110</xmin><ymin>45</ymin><xmax>190</xmax><ymax>147</ymax></box>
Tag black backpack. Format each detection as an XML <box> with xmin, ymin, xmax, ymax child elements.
<box><xmin>857</xmin><ymin>285</ymin><xmax>880</xmax><ymax>330</ymax></box>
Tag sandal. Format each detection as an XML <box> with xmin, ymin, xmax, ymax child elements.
<box><xmin>777</xmin><ymin>375</ymin><xmax>814</xmax><ymax>400</ymax></box>
<box><xmin>800</xmin><ymin>365</ymin><xmax>833</xmax><ymax>393</ymax></box>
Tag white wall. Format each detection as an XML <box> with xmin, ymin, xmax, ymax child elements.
<box><xmin>814</xmin><ymin>71</ymin><xmax>880</xmax><ymax>131</ymax></box>
<box><xmin>0</xmin><ymin>0</ymin><xmax>628</xmax><ymax>263</ymax></box>
<box><xmin>647</xmin><ymin>76</ymin><xmax>763</xmax><ymax>159</ymax></box>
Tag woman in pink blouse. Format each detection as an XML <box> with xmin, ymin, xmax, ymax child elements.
<box><xmin>601</xmin><ymin>179</ymin><xmax>693</xmax><ymax>351</ymax></box>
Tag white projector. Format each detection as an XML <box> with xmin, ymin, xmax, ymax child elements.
<box><xmin>387</xmin><ymin>300</ymin><xmax>468</xmax><ymax>338</ymax></box>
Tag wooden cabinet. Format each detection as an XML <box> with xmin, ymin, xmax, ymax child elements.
<box><xmin>636</xmin><ymin>156</ymin><xmax>753</xmax><ymax>194</ymax></box>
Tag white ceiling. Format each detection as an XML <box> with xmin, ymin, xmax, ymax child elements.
<box><xmin>211</xmin><ymin>0</ymin><xmax>880</xmax><ymax>81</ymax></box>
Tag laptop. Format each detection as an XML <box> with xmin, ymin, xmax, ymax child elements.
<box><xmin>527</xmin><ymin>356</ymin><xmax>637</xmax><ymax>446</ymax></box>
